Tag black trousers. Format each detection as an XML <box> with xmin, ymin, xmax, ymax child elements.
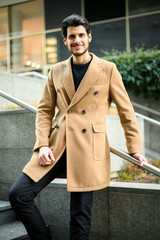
<box><xmin>9</xmin><ymin>151</ymin><xmax>93</xmax><ymax>240</ymax></box>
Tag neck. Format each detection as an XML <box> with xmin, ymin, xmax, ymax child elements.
<box><xmin>72</xmin><ymin>52</ymin><xmax>91</xmax><ymax>65</ymax></box>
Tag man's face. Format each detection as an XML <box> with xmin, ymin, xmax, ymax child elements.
<box><xmin>63</xmin><ymin>25</ymin><xmax>92</xmax><ymax>56</ymax></box>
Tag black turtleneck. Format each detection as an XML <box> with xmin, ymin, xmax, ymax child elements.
<box><xmin>71</xmin><ymin>58</ymin><xmax>92</xmax><ymax>91</ymax></box>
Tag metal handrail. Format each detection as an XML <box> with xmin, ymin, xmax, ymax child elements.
<box><xmin>0</xmin><ymin>90</ymin><xmax>37</xmax><ymax>113</ymax></box>
<box><xmin>0</xmin><ymin>90</ymin><xmax>160</xmax><ymax>178</ymax></box>
<box><xmin>19</xmin><ymin>71</ymin><xmax>47</xmax><ymax>80</ymax></box>
<box><xmin>111</xmin><ymin>103</ymin><xmax>160</xmax><ymax>127</ymax></box>
<box><xmin>134</xmin><ymin>112</ymin><xmax>160</xmax><ymax>126</ymax></box>
<box><xmin>110</xmin><ymin>145</ymin><xmax>160</xmax><ymax>177</ymax></box>
<box><xmin>132</xmin><ymin>101</ymin><xmax>160</xmax><ymax>116</ymax></box>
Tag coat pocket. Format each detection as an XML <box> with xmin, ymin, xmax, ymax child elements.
<box><xmin>92</xmin><ymin>124</ymin><xmax>107</xmax><ymax>161</ymax></box>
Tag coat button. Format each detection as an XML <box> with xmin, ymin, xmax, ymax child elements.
<box><xmin>57</xmin><ymin>88</ymin><xmax>60</xmax><ymax>92</ymax></box>
<box><xmin>82</xmin><ymin>129</ymin><xmax>86</xmax><ymax>134</ymax></box>
<box><xmin>67</xmin><ymin>110</ymin><xmax>72</xmax><ymax>114</ymax></box>
<box><xmin>81</xmin><ymin>110</ymin><xmax>86</xmax><ymax>115</ymax></box>
<box><xmin>55</xmin><ymin>124</ymin><xmax>59</xmax><ymax>129</ymax></box>
<box><xmin>94</xmin><ymin>91</ymin><xmax>99</xmax><ymax>95</ymax></box>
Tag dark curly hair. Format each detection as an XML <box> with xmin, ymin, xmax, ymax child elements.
<box><xmin>61</xmin><ymin>14</ymin><xmax>91</xmax><ymax>38</ymax></box>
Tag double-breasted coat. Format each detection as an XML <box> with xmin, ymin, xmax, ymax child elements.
<box><xmin>23</xmin><ymin>53</ymin><xmax>142</xmax><ymax>192</ymax></box>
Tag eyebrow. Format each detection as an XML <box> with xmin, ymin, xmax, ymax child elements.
<box><xmin>68</xmin><ymin>33</ymin><xmax>85</xmax><ymax>37</ymax></box>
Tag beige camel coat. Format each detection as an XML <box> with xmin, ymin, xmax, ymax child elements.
<box><xmin>23</xmin><ymin>53</ymin><xmax>142</xmax><ymax>192</ymax></box>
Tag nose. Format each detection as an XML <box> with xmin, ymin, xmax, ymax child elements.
<box><xmin>74</xmin><ymin>36</ymin><xmax>80</xmax><ymax>44</ymax></box>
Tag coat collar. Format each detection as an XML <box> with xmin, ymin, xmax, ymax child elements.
<box><xmin>61</xmin><ymin>56</ymin><xmax>75</xmax><ymax>102</ymax></box>
<box><xmin>61</xmin><ymin>53</ymin><xmax>103</xmax><ymax>108</ymax></box>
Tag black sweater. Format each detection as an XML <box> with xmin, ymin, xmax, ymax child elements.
<box><xmin>71</xmin><ymin>58</ymin><xmax>92</xmax><ymax>91</ymax></box>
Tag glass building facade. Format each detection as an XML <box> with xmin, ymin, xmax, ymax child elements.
<box><xmin>0</xmin><ymin>0</ymin><xmax>160</xmax><ymax>75</ymax></box>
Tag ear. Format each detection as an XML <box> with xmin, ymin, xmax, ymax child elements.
<box><xmin>88</xmin><ymin>33</ymin><xmax>92</xmax><ymax>43</ymax></box>
<box><xmin>63</xmin><ymin>38</ymin><xmax>67</xmax><ymax>45</ymax></box>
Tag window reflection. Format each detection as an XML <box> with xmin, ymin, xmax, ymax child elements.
<box><xmin>10</xmin><ymin>0</ymin><xmax>43</xmax><ymax>37</ymax></box>
<box><xmin>11</xmin><ymin>35</ymin><xmax>43</xmax><ymax>70</ymax></box>
<box><xmin>129</xmin><ymin>0</ymin><xmax>160</xmax><ymax>15</ymax></box>
<box><xmin>130</xmin><ymin>14</ymin><xmax>160</xmax><ymax>49</ymax></box>
<box><xmin>0</xmin><ymin>41</ymin><xmax>7</xmax><ymax>70</ymax></box>
<box><xmin>85</xmin><ymin>0</ymin><xmax>125</xmax><ymax>22</ymax></box>
<box><xmin>46</xmin><ymin>32</ymin><xmax>71</xmax><ymax>67</ymax></box>
<box><xmin>90</xmin><ymin>21</ymin><xmax>126</xmax><ymax>57</ymax></box>
<box><xmin>0</xmin><ymin>7</ymin><xmax>8</xmax><ymax>39</ymax></box>
<box><xmin>46</xmin><ymin>38</ymin><xmax>58</xmax><ymax>64</ymax></box>
<box><xmin>45</xmin><ymin>0</ymin><xmax>81</xmax><ymax>30</ymax></box>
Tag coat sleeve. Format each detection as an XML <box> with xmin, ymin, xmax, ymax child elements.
<box><xmin>33</xmin><ymin>67</ymin><xmax>57</xmax><ymax>151</ymax></box>
<box><xmin>109</xmin><ymin>63</ymin><xmax>142</xmax><ymax>154</ymax></box>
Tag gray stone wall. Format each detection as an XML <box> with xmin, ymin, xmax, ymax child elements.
<box><xmin>38</xmin><ymin>179</ymin><xmax>160</xmax><ymax>240</ymax></box>
<box><xmin>0</xmin><ymin>109</ymin><xmax>36</xmax><ymax>199</ymax></box>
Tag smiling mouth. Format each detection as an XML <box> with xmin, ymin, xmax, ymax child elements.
<box><xmin>73</xmin><ymin>44</ymin><xmax>83</xmax><ymax>48</ymax></box>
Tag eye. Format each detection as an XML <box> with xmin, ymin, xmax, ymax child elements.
<box><xmin>79</xmin><ymin>33</ymin><xmax>85</xmax><ymax>37</ymax></box>
<box><xmin>69</xmin><ymin>34</ymin><xmax>75</xmax><ymax>39</ymax></box>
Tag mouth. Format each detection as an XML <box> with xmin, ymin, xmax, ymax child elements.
<box><xmin>72</xmin><ymin>44</ymin><xmax>83</xmax><ymax>49</ymax></box>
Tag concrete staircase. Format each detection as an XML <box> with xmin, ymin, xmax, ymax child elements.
<box><xmin>0</xmin><ymin>200</ymin><xmax>28</xmax><ymax>240</ymax></box>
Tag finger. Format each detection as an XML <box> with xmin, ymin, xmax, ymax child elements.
<box><xmin>132</xmin><ymin>163</ymin><xmax>137</xmax><ymax>168</ymax></box>
<box><xmin>140</xmin><ymin>156</ymin><xmax>148</xmax><ymax>166</ymax></box>
<box><xmin>49</xmin><ymin>150</ymin><xmax>55</xmax><ymax>162</ymax></box>
<box><xmin>134</xmin><ymin>154</ymin><xmax>143</xmax><ymax>166</ymax></box>
<box><xmin>132</xmin><ymin>163</ymin><xmax>142</xmax><ymax>170</ymax></box>
<box><xmin>39</xmin><ymin>155</ymin><xmax>51</xmax><ymax>165</ymax></box>
<box><xmin>140</xmin><ymin>157</ymin><xmax>143</xmax><ymax>166</ymax></box>
<box><xmin>44</xmin><ymin>156</ymin><xmax>52</xmax><ymax>165</ymax></box>
<box><xmin>143</xmin><ymin>157</ymin><xmax>148</xmax><ymax>163</ymax></box>
<box><xmin>39</xmin><ymin>157</ymin><xmax>47</xmax><ymax>165</ymax></box>
<box><xmin>39</xmin><ymin>158</ymin><xmax>45</xmax><ymax>165</ymax></box>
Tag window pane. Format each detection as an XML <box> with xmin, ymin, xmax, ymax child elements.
<box><xmin>45</xmin><ymin>0</ymin><xmax>81</xmax><ymax>30</ymax></box>
<box><xmin>89</xmin><ymin>21</ymin><xmax>126</xmax><ymax>57</ymax></box>
<box><xmin>46</xmin><ymin>32</ymin><xmax>70</xmax><ymax>66</ymax></box>
<box><xmin>0</xmin><ymin>7</ymin><xmax>8</xmax><ymax>39</ymax></box>
<box><xmin>10</xmin><ymin>0</ymin><xmax>43</xmax><ymax>37</ymax></box>
<box><xmin>11</xmin><ymin>35</ymin><xmax>43</xmax><ymax>70</ymax></box>
<box><xmin>46</xmin><ymin>36</ymin><xmax>58</xmax><ymax>64</ymax></box>
<box><xmin>0</xmin><ymin>41</ymin><xmax>7</xmax><ymax>70</ymax></box>
<box><xmin>130</xmin><ymin>14</ymin><xmax>160</xmax><ymax>49</ymax></box>
<box><xmin>129</xmin><ymin>0</ymin><xmax>160</xmax><ymax>15</ymax></box>
<box><xmin>85</xmin><ymin>0</ymin><xmax>125</xmax><ymax>22</ymax></box>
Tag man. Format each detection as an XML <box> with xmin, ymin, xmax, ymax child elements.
<box><xmin>9</xmin><ymin>14</ymin><xmax>147</xmax><ymax>240</ymax></box>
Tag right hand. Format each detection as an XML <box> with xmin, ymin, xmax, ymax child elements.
<box><xmin>39</xmin><ymin>146</ymin><xmax>55</xmax><ymax>166</ymax></box>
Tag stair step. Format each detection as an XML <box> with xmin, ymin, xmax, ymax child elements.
<box><xmin>0</xmin><ymin>200</ymin><xmax>11</xmax><ymax>211</ymax></box>
<box><xmin>0</xmin><ymin>200</ymin><xmax>17</xmax><ymax>225</ymax></box>
<box><xmin>0</xmin><ymin>220</ymin><xmax>28</xmax><ymax>240</ymax></box>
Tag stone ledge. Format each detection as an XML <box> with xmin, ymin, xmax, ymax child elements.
<box><xmin>109</xmin><ymin>181</ymin><xmax>160</xmax><ymax>194</ymax></box>
<box><xmin>50</xmin><ymin>179</ymin><xmax>160</xmax><ymax>192</ymax></box>
<box><xmin>0</xmin><ymin>200</ymin><xmax>11</xmax><ymax>211</ymax></box>
<box><xmin>0</xmin><ymin>109</ymin><xmax>33</xmax><ymax>115</ymax></box>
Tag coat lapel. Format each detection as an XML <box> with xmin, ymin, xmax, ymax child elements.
<box><xmin>61</xmin><ymin>57</ymin><xmax>75</xmax><ymax>102</ymax></box>
<box><xmin>69</xmin><ymin>53</ymin><xmax>103</xmax><ymax>108</ymax></box>
<box><xmin>61</xmin><ymin>53</ymin><xmax>103</xmax><ymax>108</ymax></box>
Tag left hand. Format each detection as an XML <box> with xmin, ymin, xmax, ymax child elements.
<box><xmin>131</xmin><ymin>153</ymin><xmax>147</xmax><ymax>169</ymax></box>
